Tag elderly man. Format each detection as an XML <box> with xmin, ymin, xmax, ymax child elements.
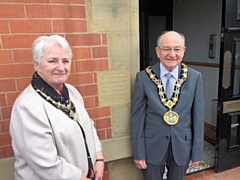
<box><xmin>130</xmin><ymin>31</ymin><xmax>204</xmax><ymax>180</ymax></box>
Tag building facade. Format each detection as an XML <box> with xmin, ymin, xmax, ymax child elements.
<box><xmin>0</xmin><ymin>0</ymin><xmax>141</xmax><ymax>179</ymax></box>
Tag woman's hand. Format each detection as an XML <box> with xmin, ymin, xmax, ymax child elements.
<box><xmin>80</xmin><ymin>174</ymin><xmax>91</xmax><ymax>180</ymax></box>
<box><xmin>94</xmin><ymin>160</ymin><xmax>104</xmax><ymax>180</ymax></box>
<box><xmin>94</xmin><ymin>151</ymin><xmax>104</xmax><ymax>180</ymax></box>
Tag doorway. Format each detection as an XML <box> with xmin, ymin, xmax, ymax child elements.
<box><xmin>139</xmin><ymin>0</ymin><xmax>173</xmax><ymax>70</ymax></box>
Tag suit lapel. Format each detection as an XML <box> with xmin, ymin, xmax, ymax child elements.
<box><xmin>149</xmin><ymin>63</ymin><xmax>168</xmax><ymax>110</ymax></box>
<box><xmin>151</xmin><ymin>62</ymin><xmax>161</xmax><ymax>79</ymax></box>
<box><xmin>178</xmin><ymin>63</ymin><xmax>182</xmax><ymax>78</ymax></box>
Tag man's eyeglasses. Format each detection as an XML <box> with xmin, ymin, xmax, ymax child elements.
<box><xmin>158</xmin><ymin>47</ymin><xmax>184</xmax><ymax>54</ymax></box>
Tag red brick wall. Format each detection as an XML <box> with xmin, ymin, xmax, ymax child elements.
<box><xmin>0</xmin><ymin>0</ymin><xmax>112</xmax><ymax>165</ymax></box>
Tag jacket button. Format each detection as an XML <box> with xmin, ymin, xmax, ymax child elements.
<box><xmin>166</xmin><ymin>136</ymin><xmax>169</xmax><ymax>139</ymax></box>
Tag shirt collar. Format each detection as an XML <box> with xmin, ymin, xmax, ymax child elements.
<box><xmin>160</xmin><ymin>63</ymin><xmax>179</xmax><ymax>79</ymax></box>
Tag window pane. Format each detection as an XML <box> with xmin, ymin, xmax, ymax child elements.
<box><xmin>229</xmin><ymin>115</ymin><xmax>240</xmax><ymax>148</ymax></box>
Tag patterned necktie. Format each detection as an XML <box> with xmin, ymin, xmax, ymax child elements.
<box><xmin>166</xmin><ymin>73</ymin><xmax>173</xmax><ymax>99</ymax></box>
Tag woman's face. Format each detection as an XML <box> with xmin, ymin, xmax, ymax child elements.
<box><xmin>35</xmin><ymin>44</ymin><xmax>71</xmax><ymax>92</ymax></box>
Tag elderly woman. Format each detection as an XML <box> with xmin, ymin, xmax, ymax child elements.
<box><xmin>10</xmin><ymin>35</ymin><xmax>104</xmax><ymax>180</ymax></box>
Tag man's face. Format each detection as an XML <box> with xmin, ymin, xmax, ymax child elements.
<box><xmin>35</xmin><ymin>44</ymin><xmax>71</xmax><ymax>91</ymax></box>
<box><xmin>155</xmin><ymin>32</ymin><xmax>186</xmax><ymax>72</ymax></box>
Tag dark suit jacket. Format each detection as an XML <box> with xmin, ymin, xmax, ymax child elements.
<box><xmin>130</xmin><ymin>62</ymin><xmax>204</xmax><ymax>166</ymax></box>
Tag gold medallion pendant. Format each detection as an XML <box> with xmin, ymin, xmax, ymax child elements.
<box><xmin>163</xmin><ymin>110</ymin><xmax>179</xmax><ymax>125</ymax></box>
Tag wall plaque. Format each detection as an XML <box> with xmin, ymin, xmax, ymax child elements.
<box><xmin>98</xmin><ymin>70</ymin><xmax>130</xmax><ymax>106</ymax></box>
